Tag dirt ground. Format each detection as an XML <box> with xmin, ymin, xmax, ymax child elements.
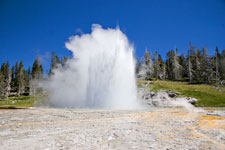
<box><xmin>0</xmin><ymin>107</ymin><xmax>225</xmax><ymax>150</ymax></box>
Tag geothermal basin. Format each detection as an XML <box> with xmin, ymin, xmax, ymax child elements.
<box><xmin>1</xmin><ymin>25</ymin><xmax>224</xmax><ymax>150</ymax></box>
<box><xmin>0</xmin><ymin>107</ymin><xmax>225</xmax><ymax>150</ymax></box>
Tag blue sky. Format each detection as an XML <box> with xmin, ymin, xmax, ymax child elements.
<box><xmin>1</xmin><ymin>0</ymin><xmax>225</xmax><ymax>70</ymax></box>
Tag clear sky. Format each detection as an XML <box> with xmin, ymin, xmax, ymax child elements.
<box><xmin>1</xmin><ymin>0</ymin><xmax>225</xmax><ymax>70</ymax></box>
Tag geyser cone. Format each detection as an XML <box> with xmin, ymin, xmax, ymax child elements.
<box><xmin>45</xmin><ymin>24</ymin><xmax>139</xmax><ymax>109</ymax></box>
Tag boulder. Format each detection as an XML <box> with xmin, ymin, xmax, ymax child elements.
<box><xmin>188</xmin><ymin>98</ymin><xmax>197</xmax><ymax>104</ymax></box>
<box><xmin>168</xmin><ymin>93</ymin><xmax>176</xmax><ymax>98</ymax></box>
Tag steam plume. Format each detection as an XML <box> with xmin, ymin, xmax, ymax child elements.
<box><xmin>43</xmin><ymin>24</ymin><xmax>139</xmax><ymax>109</ymax></box>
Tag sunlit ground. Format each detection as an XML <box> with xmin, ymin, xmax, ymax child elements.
<box><xmin>0</xmin><ymin>107</ymin><xmax>224</xmax><ymax>150</ymax></box>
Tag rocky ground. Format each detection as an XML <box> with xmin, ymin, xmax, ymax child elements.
<box><xmin>0</xmin><ymin>107</ymin><xmax>225</xmax><ymax>150</ymax></box>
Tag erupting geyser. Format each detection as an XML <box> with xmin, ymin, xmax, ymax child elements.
<box><xmin>45</xmin><ymin>24</ymin><xmax>139</xmax><ymax>109</ymax></box>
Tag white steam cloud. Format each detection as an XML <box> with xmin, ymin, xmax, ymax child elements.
<box><xmin>43</xmin><ymin>24</ymin><xmax>139</xmax><ymax>109</ymax></box>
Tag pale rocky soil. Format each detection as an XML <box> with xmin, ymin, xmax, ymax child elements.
<box><xmin>0</xmin><ymin>107</ymin><xmax>225</xmax><ymax>150</ymax></box>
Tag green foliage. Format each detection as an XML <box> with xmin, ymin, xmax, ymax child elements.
<box><xmin>0</xmin><ymin>96</ymin><xmax>34</xmax><ymax>107</ymax></box>
<box><xmin>31</xmin><ymin>56</ymin><xmax>43</xmax><ymax>80</ymax></box>
<box><xmin>49</xmin><ymin>52</ymin><xmax>62</xmax><ymax>76</ymax></box>
<box><xmin>166</xmin><ymin>49</ymin><xmax>175</xmax><ymax>79</ymax></box>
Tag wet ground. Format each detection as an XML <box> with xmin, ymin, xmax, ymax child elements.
<box><xmin>0</xmin><ymin>107</ymin><xmax>225</xmax><ymax>150</ymax></box>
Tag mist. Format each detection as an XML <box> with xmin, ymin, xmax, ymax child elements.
<box><xmin>42</xmin><ymin>24</ymin><xmax>139</xmax><ymax>109</ymax></box>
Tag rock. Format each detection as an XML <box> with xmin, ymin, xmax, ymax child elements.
<box><xmin>142</xmin><ymin>92</ymin><xmax>156</xmax><ymax>99</ymax></box>
<box><xmin>188</xmin><ymin>98</ymin><xmax>197</xmax><ymax>104</ymax></box>
<box><xmin>150</xmin><ymin>92</ymin><xmax>155</xmax><ymax>98</ymax></box>
<box><xmin>168</xmin><ymin>93</ymin><xmax>176</xmax><ymax>98</ymax></box>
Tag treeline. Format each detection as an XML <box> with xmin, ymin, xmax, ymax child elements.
<box><xmin>1</xmin><ymin>44</ymin><xmax>225</xmax><ymax>101</ymax></box>
<box><xmin>0</xmin><ymin>52</ymin><xmax>70</xmax><ymax>101</ymax></box>
<box><xmin>136</xmin><ymin>43</ymin><xmax>225</xmax><ymax>85</ymax></box>
<box><xmin>0</xmin><ymin>58</ymin><xmax>44</xmax><ymax>101</ymax></box>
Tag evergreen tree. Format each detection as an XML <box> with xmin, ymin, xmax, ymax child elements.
<box><xmin>2</xmin><ymin>62</ymin><xmax>11</xmax><ymax>102</ymax></box>
<box><xmin>158</xmin><ymin>54</ymin><xmax>164</xmax><ymax>79</ymax></box>
<box><xmin>221</xmin><ymin>50</ymin><xmax>225</xmax><ymax>80</ymax></box>
<box><xmin>201</xmin><ymin>46</ymin><xmax>211</xmax><ymax>83</ymax></box>
<box><xmin>140</xmin><ymin>49</ymin><xmax>154</xmax><ymax>79</ymax></box>
<box><xmin>187</xmin><ymin>42</ymin><xmax>197</xmax><ymax>83</ymax></box>
<box><xmin>24</xmin><ymin>67</ymin><xmax>31</xmax><ymax>94</ymax></box>
<box><xmin>31</xmin><ymin>57</ymin><xmax>43</xmax><ymax>80</ymax></box>
<box><xmin>10</xmin><ymin>65</ymin><xmax>16</xmax><ymax>93</ymax></box>
<box><xmin>27</xmin><ymin>67</ymin><xmax>31</xmax><ymax>79</ymax></box>
<box><xmin>215</xmin><ymin>47</ymin><xmax>220</xmax><ymax>84</ymax></box>
<box><xmin>217</xmin><ymin>48</ymin><xmax>225</xmax><ymax>81</ymax></box>
<box><xmin>166</xmin><ymin>50</ymin><xmax>175</xmax><ymax>80</ymax></box>
<box><xmin>162</xmin><ymin>63</ymin><xmax>166</xmax><ymax>80</ymax></box>
<box><xmin>18</xmin><ymin>61</ymin><xmax>25</xmax><ymax>95</ymax></box>
<box><xmin>179</xmin><ymin>53</ymin><xmax>187</xmax><ymax>80</ymax></box>
<box><xmin>135</xmin><ymin>57</ymin><xmax>141</xmax><ymax>74</ymax></box>
<box><xmin>30</xmin><ymin>57</ymin><xmax>43</xmax><ymax>95</ymax></box>
<box><xmin>49</xmin><ymin>52</ymin><xmax>61</xmax><ymax>76</ymax></box>
<box><xmin>188</xmin><ymin>51</ymin><xmax>193</xmax><ymax>83</ymax></box>
<box><xmin>154</xmin><ymin>50</ymin><xmax>159</xmax><ymax>79</ymax></box>
<box><xmin>14</xmin><ymin>62</ymin><xmax>19</xmax><ymax>92</ymax></box>
<box><xmin>0</xmin><ymin>71</ymin><xmax>5</xmax><ymax>100</ymax></box>
<box><xmin>195</xmin><ymin>48</ymin><xmax>201</xmax><ymax>82</ymax></box>
<box><xmin>173</xmin><ymin>48</ymin><xmax>182</xmax><ymax>80</ymax></box>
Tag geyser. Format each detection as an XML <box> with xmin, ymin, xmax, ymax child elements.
<box><xmin>45</xmin><ymin>24</ymin><xmax>139</xmax><ymax>109</ymax></box>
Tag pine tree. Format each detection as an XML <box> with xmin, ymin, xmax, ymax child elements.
<box><xmin>135</xmin><ymin>57</ymin><xmax>141</xmax><ymax>74</ymax></box>
<box><xmin>30</xmin><ymin>57</ymin><xmax>43</xmax><ymax>95</ymax></box>
<box><xmin>217</xmin><ymin>48</ymin><xmax>225</xmax><ymax>81</ymax></box>
<box><xmin>3</xmin><ymin>62</ymin><xmax>11</xmax><ymax>102</ymax></box>
<box><xmin>205</xmin><ymin>53</ymin><xmax>213</xmax><ymax>84</ymax></box>
<box><xmin>201</xmin><ymin>46</ymin><xmax>211</xmax><ymax>83</ymax></box>
<box><xmin>27</xmin><ymin>67</ymin><xmax>31</xmax><ymax>79</ymax></box>
<box><xmin>158</xmin><ymin>54</ymin><xmax>164</xmax><ymax>79</ymax></box>
<box><xmin>188</xmin><ymin>50</ymin><xmax>193</xmax><ymax>83</ymax></box>
<box><xmin>215</xmin><ymin>47</ymin><xmax>220</xmax><ymax>84</ymax></box>
<box><xmin>49</xmin><ymin>52</ymin><xmax>61</xmax><ymax>76</ymax></box>
<box><xmin>179</xmin><ymin>53</ymin><xmax>187</xmax><ymax>80</ymax></box>
<box><xmin>222</xmin><ymin>50</ymin><xmax>225</xmax><ymax>80</ymax></box>
<box><xmin>31</xmin><ymin>57</ymin><xmax>43</xmax><ymax>80</ymax></box>
<box><xmin>187</xmin><ymin>42</ymin><xmax>197</xmax><ymax>83</ymax></box>
<box><xmin>195</xmin><ymin>48</ymin><xmax>201</xmax><ymax>82</ymax></box>
<box><xmin>0</xmin><ymin>71</ymin><xmax>4</xmax><ymax>100</ymax></box>
<box><xmin>14</xmin><ymin>62</ymin><xmax>19</xmax><ymax>93</ymax></box>
<box><xmin>162</xmin><ymin>63</ymin><xmax>166</xmax><ymax>80</ymax></box>
<box><xmin>173</xmin><ymin>48</ymin><xmax>182</xmax><ymax>80</ymax></box>
<box><xmin>23</xmin><ymin>67</ymin><xmax>31</xmax><ymax>95</ymax></box>
<box><xmin>10</xmin><ymin>65</ymin><xmax>16</xmax><ymax>94</ymax></box>
<box><xmin>154</xmin><ymin>50</ymin><xmax>159</xmax><ymax>79</ymax></box>
<box><xmin>166</xmin><ymin>50</ymin><xmax>175</xmax><ymax>80</ymax></box>
<box><xmin>140</xmin><ymin>49</ymin><xmax>154</xmax><ymax>80</ymax></box>
<box><xmin>18</xmin><ymin>61</ymin><xmax>25</xmax><ymax>96</ymax></box>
